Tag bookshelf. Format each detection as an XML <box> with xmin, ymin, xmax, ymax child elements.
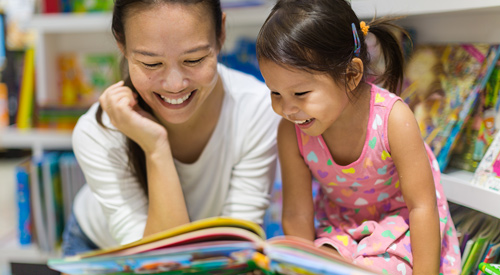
<box><xmin>0</xmin><ymin>127</ymin><xmax>72</xmax><ymax>158</ymax></box>
<box><xmin>1</xmin><ymin>0</ymin><xmax>500</xmax><ymax>270</ymax></box>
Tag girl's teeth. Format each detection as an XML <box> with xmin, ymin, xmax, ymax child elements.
<box><xmin>160</xmin><ymin>92</ymin><xmax>192</xmax><ymax>105</ymax></box>
<box><xmin>295</xmin><ymin>119</ymin><xmax>311</xmax><ymax>125</ymax></box>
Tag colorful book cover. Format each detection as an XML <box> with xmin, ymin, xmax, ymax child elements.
<box><xmin>479</xmin><ymin>263</ymin><xmax>500</xmax><ymax>275</ymax></box>
<box><xmin>401</xmin><ymin>44</ymin><xmax>500</xmax><ymax>171</ymax></box>
<box><xmin>16</xmin><ymin>47</ymin><xmax>35</xmax><ymax>129</ymax></box>
<box><xmin>41</xmin><ymin>152</ymin><xmax>64</xmax><ymax>250</ymax></box>
<box><xmin>471</xmin><ymin>128</ymin><xmax>500</xmax><ymax>192</ymax></box>
<box><xmin>2</xmin><ymin>50</ymin><xmax>25</xmax><ymax>125</ymax></box>
<box><xmin>48</xmin><ymin>217</ymin><xmax>379</xmax><ymax>275</ymax></box>
<box><xmin>57</xmin><ymin>52</ymin><xmax>119</xmax><ymax>108</ymax></box>
<box><xmin>477</xmin><ymin>242</ymin><xmax>500</xmax><ymax>275</ymax></box>
<box><xmin>15</xmin><ymin>158</ymin><xmax>32</xmax><ymax>245</ymax></box>
<box><xmin>29</xmin><ymin>156</ymin><xmax>51</xmax><ymax>252</ymax></box>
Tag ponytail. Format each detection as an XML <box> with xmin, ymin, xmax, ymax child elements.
<box><xmin>366</xmin><ymin>17</ymin><xmax>411</xmax><ymax>95</ymax></box>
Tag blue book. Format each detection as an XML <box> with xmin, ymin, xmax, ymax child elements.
<box><xmin>15</xmin><ymin>158</ymin><xmax>32</xmax><ymax>245</ymax></box>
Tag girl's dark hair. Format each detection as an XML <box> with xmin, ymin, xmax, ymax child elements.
<box><xmin>256</xmin><ymin>0</ymin><xmax>409</xmax><ymax>95</ymax></box>
<box><xmin>96</xmin><ymin>0</ymin><xmax>223</xmax><ymax>195</ymax></box>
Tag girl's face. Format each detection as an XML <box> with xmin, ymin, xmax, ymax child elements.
<box><xmin>260</xmin><ymin>60</ymin><xmax>350</xmax><ymax>137</ymax></box>
<box><xmin>121</xmin><ymin>3</ymin><xmax>224</xmax><ymax>125</ymax></box>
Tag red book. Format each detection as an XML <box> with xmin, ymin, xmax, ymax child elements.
<box><xmin>42</xmin><ymin>0</ymin><xmax>60</xmax><ymax>13</ymax></box>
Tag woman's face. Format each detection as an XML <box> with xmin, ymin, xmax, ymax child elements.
<box><xmin>121</xmin><ymin>3</ymin><xmax>224</xmax><ymax>125</ymax></box>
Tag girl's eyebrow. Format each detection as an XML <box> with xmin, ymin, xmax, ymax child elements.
<box><xmin>132</xmin><ymin>45</ymin><xmax>211</xmax><ymax>57</ymax></box>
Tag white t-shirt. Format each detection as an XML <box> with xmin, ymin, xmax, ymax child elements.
<box><xmin>72</xmin><ymin>64</ymin><xmax>280</xmax><ymax>248</ymax></box>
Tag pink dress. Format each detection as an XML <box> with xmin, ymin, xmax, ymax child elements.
<box><xmin>295</xmin><ymin>84</ymin><xmax>461</xmax><ymax>274</ymax></box>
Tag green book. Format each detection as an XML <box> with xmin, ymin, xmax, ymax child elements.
<box><xmin>479</xmin><ymin>263</ymin><xmax>500</xmax><ymax>275</ymax></box>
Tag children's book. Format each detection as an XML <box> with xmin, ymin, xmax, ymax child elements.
<box><xmin>477</xmin><ymin>242</ymin><xmax>500</xmax><ymax>275</ymax></box>
<box><xmin>471</xmin><ymin>129</ymin><xmax>500</xmax><ymax>192</ymax></box>
<box><xmin>461</xmin><ymin>218</ymin><xmax>500</xmax><ymax>275</ymax></box>
<box><xmin>48</xmin><ymin>217</ymin><xmax>380</xmax><ymax>275</ymax></box>
<box><xmin>401</xmin><ymin>44</ymin><xmax>500</xmax><ymax>171</ymax></box>
<box><xmin>15</xmin><ymin>158</ymin><xmax>32</xmax><ymax>245</ymax></box>
<box><xmin>479</xmin><ymin>263</ymin><xmax>500</xmax><ymax>275</ymax></box>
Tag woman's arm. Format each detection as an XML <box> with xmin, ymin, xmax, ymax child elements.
<box><xmin>388</xmin><ymin>101</ymin><xmax>441</xmax><ymax>275</ymax></box>
<box><xmin>79</xmin><ymin>81</ymin><xmax>190</xmax><ymax>243</ymax></box>
<box><xmin>278</xmin><ymin>119</ymin><xmax>316</xmax><ymax>241</ymax></box>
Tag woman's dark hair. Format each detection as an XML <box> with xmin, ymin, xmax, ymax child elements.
<box><xmin>256</xmin><ymin>0</ymin><xmax>409</xmax><ymax>95</ymax></box>
<box><xmin>96</xmin><ymin>0</ymin><xmax>223</xmax><ymax>195</ymax></box>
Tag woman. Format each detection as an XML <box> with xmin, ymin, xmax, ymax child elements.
<box><xmin>62</xmin><ymin>0</ymin><xmax>279</xmax><ymax>256</ymax></box>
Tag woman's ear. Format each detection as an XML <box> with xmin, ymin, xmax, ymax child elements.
<box><xmin>218</xmin><ymin>12</ymin><xmax>227</xmax><ymax>51</ymax></box>
<box><xmin>346</xmin><ymin>57</ymin><xmax>364</xmax><ymax>91</ymax></box>
<box><xmin>117</xmin><ymin>42</ymin><xmax>126</xmax><ymax>57</ymax></box>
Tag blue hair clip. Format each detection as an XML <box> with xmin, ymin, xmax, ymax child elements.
<box><xmin>351</xmin><ymin>23</ymin><xmax>361</xmax><ymax>57</ymax></box>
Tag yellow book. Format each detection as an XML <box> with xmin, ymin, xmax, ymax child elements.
<box><xmin>16</xmin><ymin>48</ymin><xmax>35</xmax><ymax>129</ymax></box>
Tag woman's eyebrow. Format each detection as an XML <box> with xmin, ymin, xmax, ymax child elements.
<box><xmin>132</xmin><ymin>45</ymin><xmax>211</xmax><ymax>57</ymax></box>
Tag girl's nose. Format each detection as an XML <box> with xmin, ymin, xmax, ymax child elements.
<box><xmin>162</xmin><ymin>67</ymin><xmax>188</xmax><ymax>93</ymax></box>
<box><xmin>281</xmin><ymin>100</ymin><xmax>300</xmax><ymax>118</ymax></box>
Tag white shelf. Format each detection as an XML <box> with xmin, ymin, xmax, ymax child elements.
<box><xmin>441</xmin><ymin>170</ymin><xmax>500</xmax><ymax>219</ymax></box>
<box><xmin>352</xmin><ymin>0</ymin><xmax>500</xmax><ymax>18</ymax></box>
<box><xmin>0</xmin><ymin>127</ymin><xmax>72</xmax><ymax>157</ymax></box>
<box><xmin>26</xmin><ymin>12</ymin><xmax>112</xmax><ymax>33</ymax></box>
<box><xmin>25</xmin><ymin>4</ymin><xmax>273</xmax><ymax>33</ymax></box>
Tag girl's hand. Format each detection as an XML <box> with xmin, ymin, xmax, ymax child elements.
<box><xmin>99</xmin><ymin>81</ymin><xmax>169</xmax><ymax>155</ymax></box>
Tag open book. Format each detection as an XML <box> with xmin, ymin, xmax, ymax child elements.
<box><xmin>48</xmin><ymin>217</ymin><xmax>379</xmax><ymax>275</ymax></box>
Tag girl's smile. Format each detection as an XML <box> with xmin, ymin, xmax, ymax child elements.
<box><xmin>259</xmin><ymin>59</ymin><xmax>351</xmax><ymax>137</ymax></box>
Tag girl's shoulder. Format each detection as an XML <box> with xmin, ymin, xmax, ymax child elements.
<box><xmin>369</xmin><ymin>83</ymin><xmax>402</xmax><ymax>107</ymax></box>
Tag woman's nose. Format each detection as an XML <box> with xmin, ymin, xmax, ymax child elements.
<box><xmin>162</xmin><ymin>67</ymin><xmax>188</xmax><ymax>93</ymax></box>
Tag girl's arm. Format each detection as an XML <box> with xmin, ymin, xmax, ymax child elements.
<box><xmin>388</xmin><ymin>101</ymin><xmax>441</xmax><ymax>275</ymax></box>
<box><xmin>278</xmin><ymin>119</ymin><xmax>316</xmax><ymax>241</ymax></box>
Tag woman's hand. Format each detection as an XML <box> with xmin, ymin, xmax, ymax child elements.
<box><xmin>99</xmin><ymin>81</ymin><xmax>169</xmax><ymax>155</ymax></box>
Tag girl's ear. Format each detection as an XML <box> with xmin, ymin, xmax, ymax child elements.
<box><xmin>346</xmin><ymin>57</ymin><xmax>364</xmax><ymax>91</ymax></box>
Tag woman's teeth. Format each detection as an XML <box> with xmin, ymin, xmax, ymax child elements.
<box><xmin>160</xmin><ymin>92</ymin><xmax>192</xmax><ymax>105</ymax></box>
<box><xmin>295</xmin><ymin>119</ymin><xmax>312</xmax><ymax>125</ymax></box>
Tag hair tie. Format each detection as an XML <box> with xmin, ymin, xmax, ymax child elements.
<box><xmin>360</xmin><ymin>21</ymin><xmax>370</xmax><ymax>36</ymax></box>
<box><xmin>351</xmin><ymin>23</ymin><xmax>361</xmax><ymax>57</ymax></box>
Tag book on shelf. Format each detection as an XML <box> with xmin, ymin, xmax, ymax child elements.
<box><xmin>401</xmin><ymin>44</ymin><xmax>500</xmax><ymax>171</ymax></box>
<box><xmin>2</xmin><ymin>50</ymin><xmax>25</xmax><ymax>126</ymax></box>
<box><xmin>476</xmin><ymin>242</ymin><xmax>500</xmax><ymax>275</ymax></box>
<box><xmin>17</xmin><ymin>152</ymin><xmax>85</xmax><ymax>250</ymax></box>
<box><xmin>461</xmin><ymin>218</ymin><xmax>500</xmax><ymax>275</ymax></box>
<box><xmin>29</xmin><ymin>155</ymin><xmax>51</xmax><ymax>251</ymax></box>
<box><xmin>450</xmin><ymin>59</ymin><xmax>500</xmax><ymax>172</ymax></box>
<box><xmin>15</xmin><ymin>158</ymin><xmax>32</xmax><ymax>245</ymax></box>
<box><xmin>450</xmin><ymin>205</ymin><xmax>500</xmax><ymax>275</ymax></box>
<box><xmin>48</xmin><ymin>216</ymin><xmax>379</xmax><ymax>275</ymax></box>
<box><xmin>41</xmin><ymin>152</ymin><xmax>65</xmax><ymax>250</ymax></box>
<box><xmin>16</xmin><ymin>47</ymin><xmax>35</xmax><ymax>129</ymax></box>
<box><xmin>479</xmin><ymin>263</ymin><xmax>500</xmax><ymax>275</ymax></box>
<box><xmin>471</xmin><ymin>128</ymin><xmax>500</xmax><ymax>192</ymax></box>
<box><xmin>57</xmin><ymin>52</ymin><xmax>120</xmax><ymax>107</ymax></box>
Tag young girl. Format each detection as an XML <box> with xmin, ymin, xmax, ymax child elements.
<box><xmin>62</xmin><ymin>0</ymin><xmax>280</xmax><ymax>256</ymax></box>
<box><xmin>256</xmin><ymin>0</ymin><xmax>461</xmax><ymax>274</ymax></box>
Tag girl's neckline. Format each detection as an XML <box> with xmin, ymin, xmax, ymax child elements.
<box><xmin>318</xmin><ymin>83</ymin><xmax>375</xmax><ymax>168</ymax></box>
